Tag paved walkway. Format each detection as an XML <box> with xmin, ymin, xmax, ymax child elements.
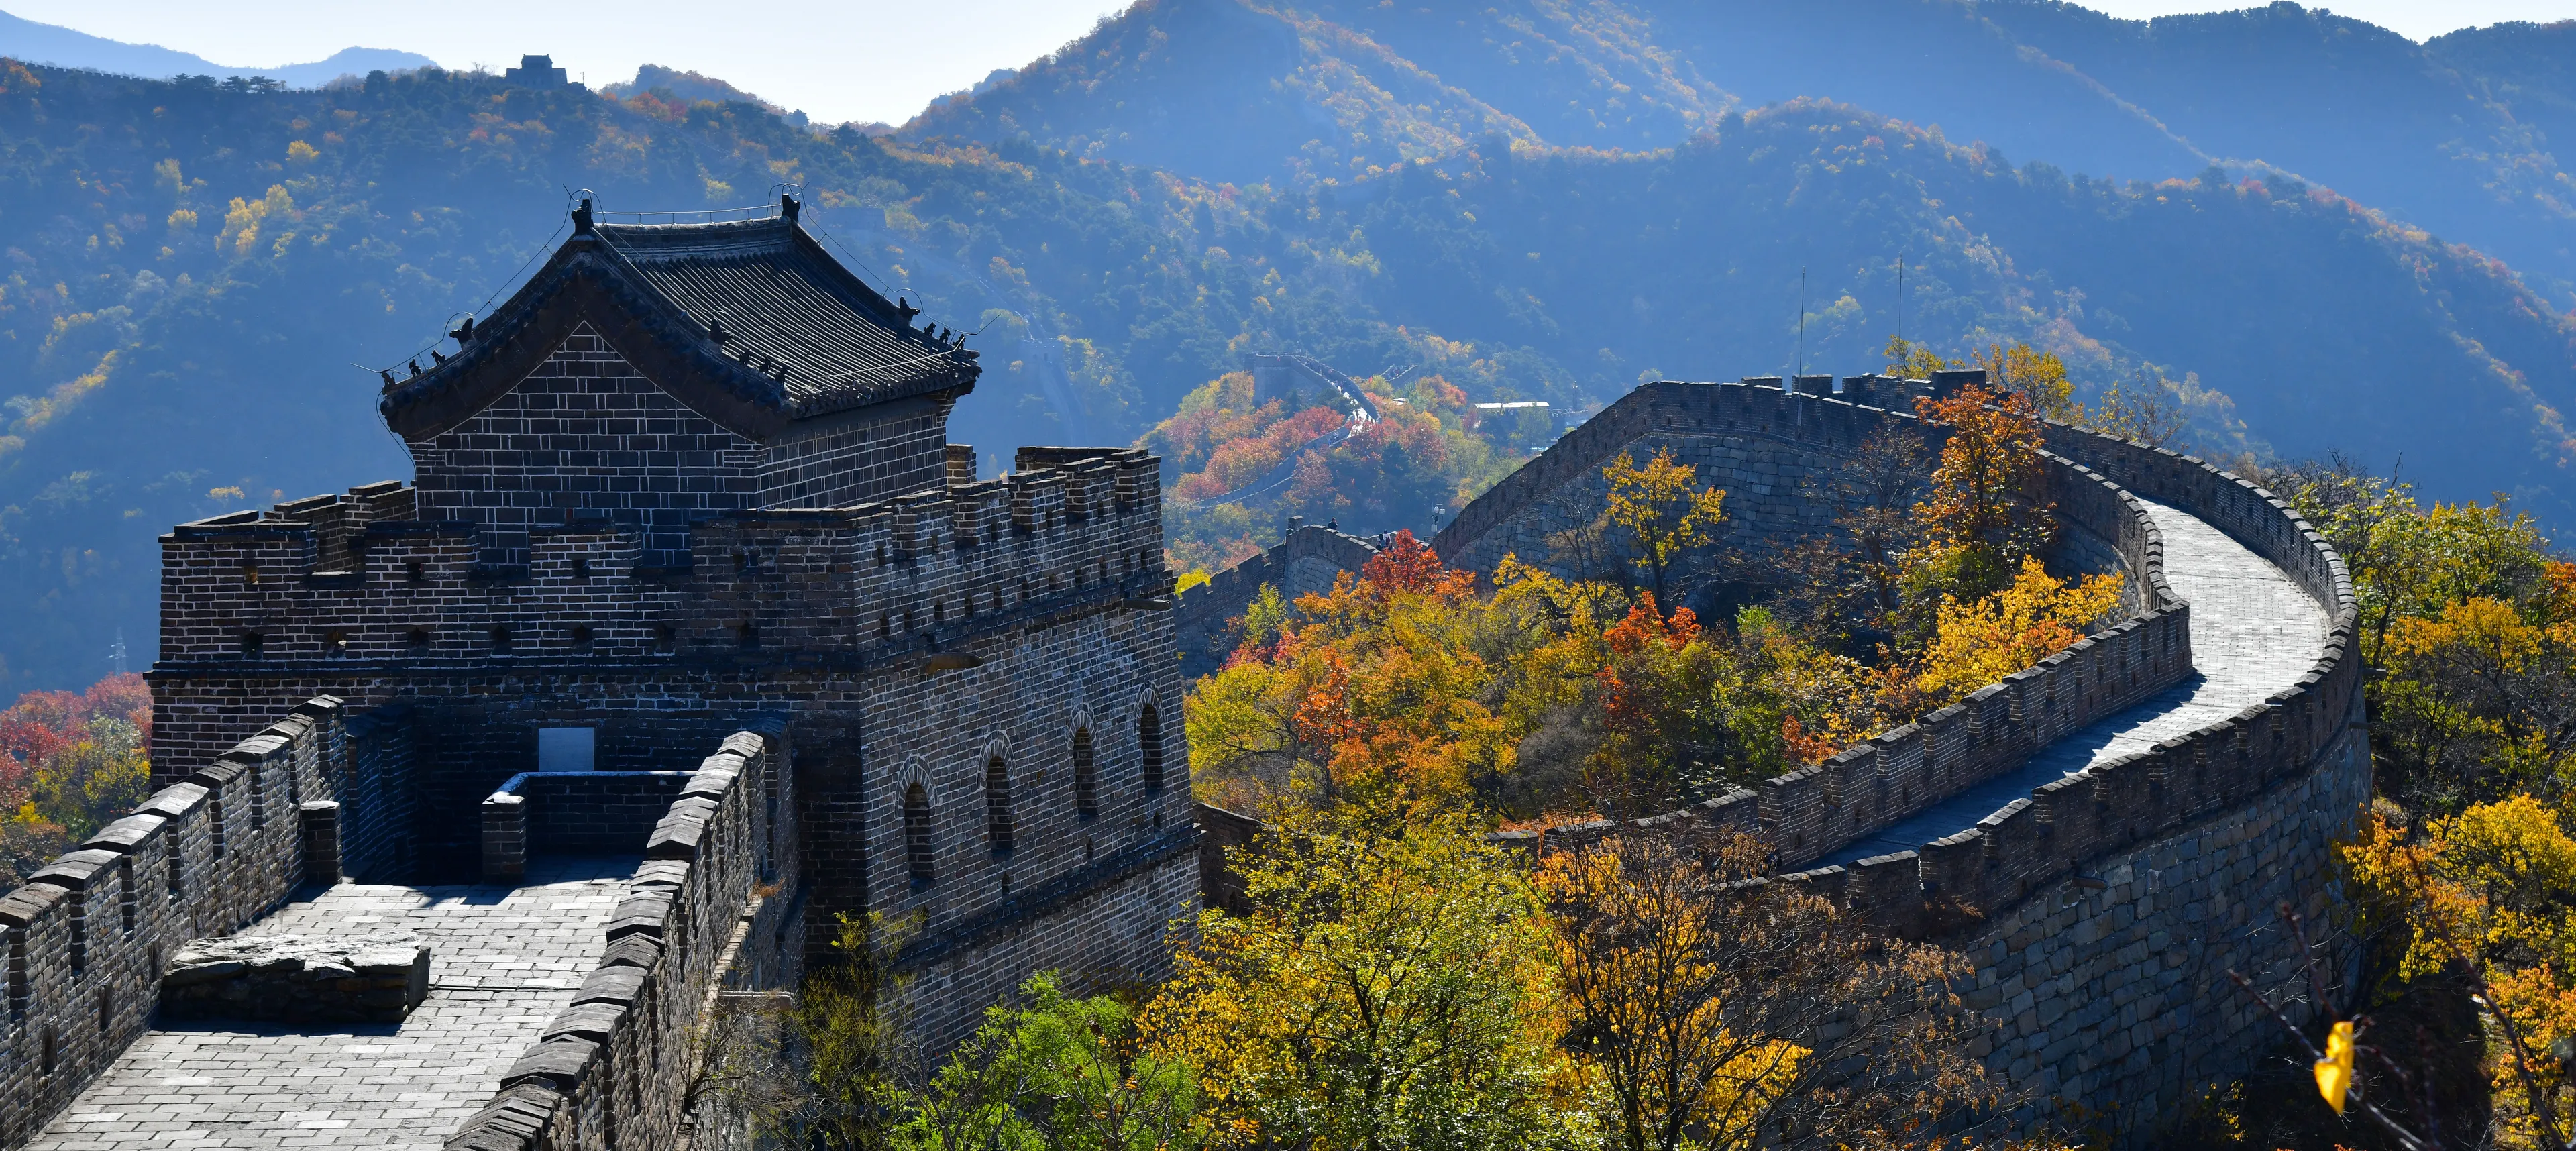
<box><xmin>32</xmin><ymin>856</ymin><xmax>634</xmax><ymax>1150</ymax></box>
<box><xmin>1825</xmin><ymin>498</ymin><xmax>2331</xmax><ymax>866</ymax></box>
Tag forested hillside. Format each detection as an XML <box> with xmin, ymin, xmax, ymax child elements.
<box><xmin>6</xmin><ymin>0</ymin><xmax>2576</xmax><ymax>692</ymax></box>
<box><xmin>915</xmin><ymin>0</ymin><xmax>2576</xmax><ymax>302</ymax></box>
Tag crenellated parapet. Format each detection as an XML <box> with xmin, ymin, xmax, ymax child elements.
<box><xmin>150</xmin><ymin>449</ymin><xmax>1173</xmax><ymax>773</ymax></box>
<box><xmin>451</xmin><ymin>725</ymin><xmax>788</xmax><ymax>1150</ymax></box>
<box><xmin>0</xmin><ymin>697</ymin><xmax>355</xmax><ymax>1147</ymax></box>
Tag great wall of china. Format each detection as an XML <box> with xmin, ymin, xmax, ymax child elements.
<box><xmin>0</xmin><ymin>299</ymin><xmax>2353</xmax><ymax>1144</ymax></box>
<box><xmin>1181</xmin><ymin>374</ymin><xmax>2363</xmax><ymax>1139</ymax></box>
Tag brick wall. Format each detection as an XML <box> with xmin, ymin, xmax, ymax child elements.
<box><xmin>447</xmin><ymin>726</ymin><xmax>786</xmax><ymax>1150</ymax></box>
<box><xmin>407</xmin><ymin>325</ymin><xmax>767</xmax><ymax>567</ymax></box>
<box><xmin>341</xmin><ymin>702</ymin><xmax>417</xmax><ymax>883</ymax></box>
<box><xmin>0</xmin><ymin>698</ymin><xmax>348</xmax><ymax>1147</ymax></box>
<box><xmin>402</xmin><ymin>325</ymin><xmax>956</xmax><ymax>571</ymax></box>
<box><xmin>479</xmin><ymin>772</ymin><xmax>698</xmax><ymax>877</ymax></box>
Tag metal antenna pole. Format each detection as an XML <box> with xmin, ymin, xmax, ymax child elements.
<box><xmin>1798</xmin><ymin>268</ymin><xmax>1807</xmax><ymax>376</ymax></box>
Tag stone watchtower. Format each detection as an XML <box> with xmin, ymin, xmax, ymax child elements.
<box><xmin>146</xmin><ymin>195</ymin><xmax>1196</xmax><ymax>1041</ymax></box>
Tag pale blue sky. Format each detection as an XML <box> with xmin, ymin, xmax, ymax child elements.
<box><xmin>1</xmin><ymin>0</ymin><xmax>2567</xmax><ymax>127</ymax></box>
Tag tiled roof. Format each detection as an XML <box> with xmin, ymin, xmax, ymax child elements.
<box><xmin>594</xmin><ymin>217</ymin><xmax>970</xmax><ymax>416</ymax></box>
<box><xmin>380</xmin><ymin>207</ymin><xmax>977</xmax><ymax>440</ymax></box>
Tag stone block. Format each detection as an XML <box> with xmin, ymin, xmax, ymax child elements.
<box><xmin>160</xmin><ymin>934</ymin><xmax>431</xmax><ymax>1024</ymax></box>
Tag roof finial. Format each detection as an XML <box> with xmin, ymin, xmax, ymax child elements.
<box><xmin>449</xmin><ymin>315</ymin><xmax>475</xmax><ymax>344</ymax></box>
<box><xmin>781</xmin><ymin>193</ymin><xmax>800</xmax><ymax>223</ymax></box>
<box><xmin>572</xmin><ymin>198</ymin><xmax>593</xmax><ymax>235</ymax></box>
<box><xmin>379</xmin><ymin>368</ymin><xmax>396</xmax><ymax>388</ymax></box>
<box><xmin>896</xmin><ymin>296</ymin><xmax>920</xmax><ymax>324</ymax></box>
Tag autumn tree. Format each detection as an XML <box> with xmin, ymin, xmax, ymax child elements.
<box><xmin>1971</xmin><ymin>343</ymin><xmax>2076</xmax><ymax>422</ymax></box>
<box><xmin>1142</xmin><ymin>810</ymin><xmax>1582</xmax><ymax>1151</ymax></box>
<box><xmin>1185</xmin><ymin>533</ymin><xmax>1523</xmax><ymax>822</ymax></box>
<box><xmin>1601</xmin><ymin>448</ymin><xmax>1728</xmax><ymax>610</ymax></box>
<box><xmin>1913</xmin><ymin>557</ymin><xmax>2125</xmax><ymax>704</ymax></box>
<box><xmin>1537</xmin><ymin>828</ymin><xmax>2010</xmax><ymax>1151</ymax></box>
<box><xmin>2087</xmin><ymin>375</ymin><xmax>2189</xmax><ymax>449</ymax></box>
<box><xmin>1764</xmin><ymin>425</ymin><xmax>1928</xmax><ymax>645</ymax></box>
<box><xmin>1909</xmin><ymin>384</ymin><xmax>2055</xmax><ymax>617</ymax></box>
<box><xmin>2275</xmin><ymin>463</ymin><xmax>2561</xmax><ymax>816</ymax></box>
<box><xmin>796</xmin><ymin>912</ymin><xmax>921</xmax><ymax>1150</ymax></box>
<box><xmin>2343</xmin><ymin>800</ymin><xmax>2576</xmax><ymax>1150</ymax></box>
<box><xmin>0</xmin><ymin>672</ymin><xmax>151</xmax><ymax>880</ymax></box>
<box><xmin>1586</xmin><ymin>599</ymin><xmax>1874</xmax><ymax>808</ymax></box>
<box><xmin>1882</xmin><ymin>335</ymin><xmax>1951</xmax><ymax>380</ymax></box>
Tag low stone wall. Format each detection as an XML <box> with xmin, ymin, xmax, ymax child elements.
<box><xmin>447</xmin><ymin>724</ymin><xmax>784</xmax><ymax>1150</ymax></box>
<box><xmin>0</xmin><ymin>697</ymin><xmax>348</xmax><ymax>1147</ymax></box>
<box><xmin>479</xmin><ymin>771</ymin><xmax>696</xmax><ymax>880</ymax></box>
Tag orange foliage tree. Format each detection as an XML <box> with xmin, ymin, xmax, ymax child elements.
<box><xmin>1908</xmin><ymin>383</ymin><xmax>2057</xmax><ymax>624</ymax></box>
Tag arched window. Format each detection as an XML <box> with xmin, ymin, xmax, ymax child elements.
<box><xmin>1072</xmin><ymin>728</ymin><xmax>1097</xmax><ymax>821</ymax></box>
<box><xmin>985</xmin><ymin>757</ymin><xmax>1014</xmax><ymax>857</ymax></box>
<box><xmin>1139</xmin><ymin>704</ymin><xmax>1166</xmax><ymax>793</ymax></box>
<box><xmin>904</xmin><ymin>783</ymin><xmax>935</xmax><ymax>885</ymax></box>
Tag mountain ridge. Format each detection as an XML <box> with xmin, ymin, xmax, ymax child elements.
<box><xmin>0</xmin><ymin>9</ymin><xmax>431</xmax><ymax>87</ymax></box>
<box><xmin>906</xmin><ymin>0</ymin><xmax>2576</xmax><ymax>302</ymax></box>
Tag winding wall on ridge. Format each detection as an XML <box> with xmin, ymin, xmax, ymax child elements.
<box><xmin>1434</xmin><ymin>380</ymin><xmax>2366</xmax><ymax>1140</ymax></box>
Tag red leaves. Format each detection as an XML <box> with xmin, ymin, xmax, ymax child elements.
<box><xmin>1357</xmin><ymin>530</ymin><xmax>1460</xmax><ymax>597</ymax></box>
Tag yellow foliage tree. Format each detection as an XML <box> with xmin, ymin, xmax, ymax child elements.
<box><xmin>1970</xmin><ymin>343</ymin><xmax>2076</xmax><ymax>422</ymax></box>
<box><xmin>1536</xmin><ymin>830</ymin><xmax>2007</xmax><ymax>1151</ymax></box>
<box><xmin>1913</xmin><ymin>557</ymin><xmax>2125</xmax><ymax>702</ymax></box>
<box><xmin>1882</xmin><ymin>335</ymin><xmax>1951</xmax><ymax>379</ymax></box>
<box><xmin>2344</xmin><ymin>798</ymin><xmax>2576</xmax><ymax>1148</ymax></box>
<box><xmin>1601</xmin><ymin>448</ymin><xmax>1727</xmax><ymax>610</ymax></box>
<box><xmin>1142</xmin><ymin>810</ymin><xmax>1582</xmax><ymax>1151</ymax></box>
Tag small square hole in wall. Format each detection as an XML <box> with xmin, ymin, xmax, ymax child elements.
<box><xmin>571</xmin><ymin>624</ymin><xmax>594</xmax><ymax>647</ymax></box>
<box><xmin>538</xmin><ymin>727</ymin><xmax>596</xmax><ymax>772</ymax></box>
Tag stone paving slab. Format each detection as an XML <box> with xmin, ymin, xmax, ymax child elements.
<box><xmin>32</xmin><ymin>855</ymin><xmax>635</xmax><ymax>1150</ymax></box>
<box><xmin>1825</xmin><ymin>497</ymin><xmax>2330</xmax><ymax>866</ymax></box>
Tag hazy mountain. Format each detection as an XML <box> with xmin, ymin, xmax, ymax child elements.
<box><xmin>0</xmin><ymin>10</ymin><xmax>430</xmax><ymax>87</ymax></box>
<box><xmin>602</xmin><ymin>64</ymin><xmax>815</xmax><ymax>127</ymax></box>
<box><xmin>908</xmin><ymin>0</ymin><xmax>2576</xmax><ymax>302</ymax></box>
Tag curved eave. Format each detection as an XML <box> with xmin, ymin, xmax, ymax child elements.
<box><xmin>377</xmin><ymin>234</ymin><xmax>979</xmax><ymax>441</ymax></box>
